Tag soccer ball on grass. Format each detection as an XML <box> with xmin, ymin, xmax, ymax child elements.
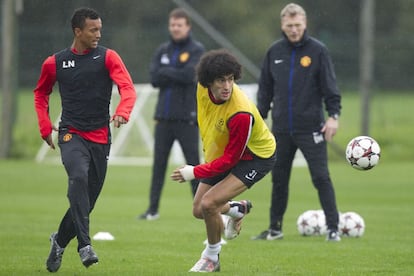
<box><xmin>296</xmin><ymin>210</ymin><xmax>327</xmax><ymax>236</ymax></box>
<box><xmin>345</xmin><ymin>136</ymin><xmax>381</xmax><ymax>170</ymax></box>
<box><xmin>338</xmin><ymin>212</ymin><xmax>365</xmax><ymax>237</ymax></box>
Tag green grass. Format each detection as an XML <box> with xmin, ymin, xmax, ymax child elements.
<box><xmin>2</xmin><ymin>89</ymin><xmax>413</xmax><ymax>274</ymax></box>
<box><xmin>1</xmin><ymin>160</ymin><xmax>413</xmax><ymax>275</ymax></box>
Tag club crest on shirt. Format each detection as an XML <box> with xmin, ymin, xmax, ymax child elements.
<box><xmin>179</xmin><ymin>52</ymin><xmax>190</xmax><ymax>63</ymax></box>
<box><xmin>63</xmin><ymin>133</ymin><xmax>72</xmax><ymax>142</ymax></box>
<box><xmin>215</xmin><ymin>118</ymin><xmax>225</xmax><ymax>132</ymax></box>
<box><xmin>300</xmin><ymin>56</ymin><xmax>311</xmax><ymax>67</ymax></box>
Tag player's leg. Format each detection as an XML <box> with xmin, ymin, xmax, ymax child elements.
<box><xmin>191</xmin><ymin>152</ymin><xmax>276</xmax><ymax>272</ymax></box>
<box><xmin>62</xmin><ymin>139</ymin><xmax>92</xmax><ymax>251</ymax></box>
<box><xmin>46</xmin><ymin>132</ymin><xmax>90</xmax><ymax>272</ymax></box>
<box><xmin>202</xmin><ymin>175</ymin><xmax>248</xmax><ymax>244</ymax></box>
<box><xmin>253</xmin><ymin>133</ymin><xmax>296</xmax><ymax>240</ymax></box>
<box><xmin>189</xmin><ymin>175</ymin><xmax>246</xmax><ymax>272</ymax></box>
<box><xmin>86</xmin><ymin>142</ymin><xmax>110</xmax><ymax>214</ymax></box>
<box><xmin>176</xmin><ymin>121</ymin><xmax>200</xmax><ymax>196</ymax></box>
<box><xmin>297</xmin><ymin>132</ymin><xmax>340</xmax><ymax>241</ymax></box>
<box><xmin>74</xmin><ymin>142</ymin><xmax>110</xmax><ymax>267</ymax></box>
<box><xmin>270</xmin><ymin>134</ymin><xmax>296</xmax><ymax>229</ymax></box>
<box><xmin>140</xmin><ymin>121</ymin><xmax>175</xmax><ymax>219</ymax></box>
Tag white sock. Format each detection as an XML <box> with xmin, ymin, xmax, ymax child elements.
<box><xmin>224</xmin><ymin>201</ymin><xmax>244</xmax><ymax>219</ymax></box>
<box><xmin>201</xmin><ymin>242</ymin><xmax>221</xmax><ymax>262</ymax></box>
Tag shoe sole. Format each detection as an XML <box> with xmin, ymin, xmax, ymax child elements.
<box><xmin>83</xmin><ymin>258</ymin><xmax>99</xmax><ymax>267</ymax></box>
<box><xmin>189</xmin><ymin>259</ymin><xmax>220</xmax><ymax>272</ymax></box>
<box><xmin>266</xmin><ymin>233</ymin><xmax>284</xmax><ymax>240</ymax></box>
<box><xmin>240</xmin><ymin>200</ymin><xmax>253</xmax><ymax>214</ymax></box>
<box><xmin>46</xmin><ymin>232</ymin><xmax>63</xmax><ymax>272</ymax></box>
<box><xmin>223</xmin><ymin>217</ymin><xmax>240</xmax><ymax>240</ymax></box>
<box><xmin>326</xmin><ymin>237</ymin><xmax>341</xmax><ymax>242</ymax></box>
<box><xmin>138</xmin><ymin>214</ymin><xmax>160</xmax><ymax>220</ymax></box>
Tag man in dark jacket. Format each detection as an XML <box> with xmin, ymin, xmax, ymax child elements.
<box><xmin>139</xmin><ymin>8</ymin><xmax>205</xmax><ymax>220</ymax></box>
<box><xmin>253</xmin><ymin>3</ymin><xmax>342</xmax><ymax>241</ymax></box>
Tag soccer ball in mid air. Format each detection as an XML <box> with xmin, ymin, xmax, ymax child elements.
<box><xmin>338</xmin><ymin>212</ymin><xmax>365</xmax><ymax>237</ymax></box>
<box><xmin>345</xmin><ymin>136</ymin><xmax>381</xmax><ymax>170</ymax></box>
<box><xmin>296</xmin><ymin>210</ymin><xmax>327</xmax><ymax>236</ymax></box>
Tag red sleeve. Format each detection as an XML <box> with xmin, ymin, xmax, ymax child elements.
<box><xmin>34</xmin><ymin>55</ymin><xmax>56</xmax><ymax>139</ymax></box>
<box><xmin>105</xmin><ymin>49</ymin><xmax>137</xmax><ymax>121</ymax></box>
<box><xmin>194</xmin><ymin>112</ymin><xmax>253</xmax><ymax>178</ymax></box>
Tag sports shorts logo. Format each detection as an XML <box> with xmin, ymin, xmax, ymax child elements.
<box><xmin>245</xmin><ymin>169</ymin><xmax>258</xmax><ymax>181</ymax></box>
<box><xmin>63</xmin><ymin>133</ymin><xmax>72</xmax><ymax>142</ymax></box>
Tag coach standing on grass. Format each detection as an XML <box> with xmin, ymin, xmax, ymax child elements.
<box><xmin>252</xmin><ymin>3</ymin><xmax>342</xmax><ymax>242</ymax></box>
<box><xmin>34</xmin><ymin>7</ymin><xmax>136</xmax><ymax>272</ymax></box>
<box><xmin>138</xmin><ymin>8</ymin><xmax>205</xmax><ymax>221</ymax></box>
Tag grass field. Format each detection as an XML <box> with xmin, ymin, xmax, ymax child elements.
<box><xmin>1</xmin><ymin>89</ymin><xmax>413</xmax><ymax>274</ymax></box>
<box><xmin>1</xmin><ymin>160</ymin><xmax>413</xmax><ymax>275</ymax></box>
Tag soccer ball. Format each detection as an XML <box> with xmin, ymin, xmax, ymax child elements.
<box><xmin>345</xmin><ymin>136</ymin><xmax>381</xmax><ymax>170</ymax></box>
<box><xmin>297</xmin><ymin>210</ymin><xmax>327</xmax><ymax>236</ymax></box>
<box><xmin>338</xmin><ymin>212</ymin><xmax>365</xmax><ymax>237</ymax></box>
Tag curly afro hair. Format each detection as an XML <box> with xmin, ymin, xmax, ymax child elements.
<box><xmin>196</xmin><ymin>49</ymin><xmax>242</xmax><ymax>88</ymax></box>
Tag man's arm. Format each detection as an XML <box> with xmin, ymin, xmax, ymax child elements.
<box><xmin>172</xmin><ymin>112</ymin><xmax>253</xmax><ymax>182</ymax></box>
<box><xmin>319</xmin><ymin>47</ymin><xmax>341</xmax><ymax>141</ymax></box>
<box><xmin>320</xmin><ymin>47</ymin><xmax>341</xmax><ymax>118</ymax></box>
<box><xmin>194</xmin><ymin>113</ymin><xmax>253</xmax><ymax>179</ymax></box>
<box><xmin>33</xmin><ymin>55</ymin><xmax>57</xmax><ymax>147</ymax></box>
<box><xmin>257</xmin><ymin>50</ymin><xmax>274</xmax><ymax>119</ymax></box>
<box><xmin>157</xmin><ymin>44</ymin><xmax>205</xmax><ymax>86</ymax></box>
<box><xmin>106</xmin><ymin>49</ymin><xmax>137</xmax><ymax>126</ymax></box>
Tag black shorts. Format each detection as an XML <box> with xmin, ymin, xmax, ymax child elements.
<box><xmin>201</xmin><ymin>151</ymin><xmax>276</xmax><ymax>188</ymax></box>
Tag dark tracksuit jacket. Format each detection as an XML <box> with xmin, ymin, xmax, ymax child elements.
<box><xmin>150</xmin><ymin>35</ymin><xmax>205</xmax><ymax>123</ymax></box>
<box><xmin>257</xmin><ymin>31</ymin><xmax>341</xmax><ymax>134</ymax></box>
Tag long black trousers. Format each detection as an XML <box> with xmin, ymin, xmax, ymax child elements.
<box><xmin>147</xmin><ymin>120</ymin><xmax>200</xmax><ymax>213</ymax></box>
<box><xmin>269</xmin><ymin>131</ymin><xmax>339</xmax><ymax>231</ymax></box>
<box><xmin>56</xmin><ymin>130</ymin><xmax>109</xmax><ymax>250</ymax></box>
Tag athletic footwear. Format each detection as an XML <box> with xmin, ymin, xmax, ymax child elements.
<box><xmin>229</xmin><ymin>199</ymin><xmax>253</xmax><ymax>217</ymax></box>
<box><xmin>79</xmin><ymin>245</ymin><xmax>99</xmax><ymax>267</ymax></box>
<box><xmin>46</xmin><ymin>232</ymin><xmax>65</xmax><ymax>272</ymax></box>
<box><xmin>189</xmin><ymin>257</ymin><xmax>220</xmax><ymax>272</ymax></box>
<box><xmin>138</xmin><ymin>211</ymin><xmax>160</xmax><ymax>221</ymax></box>
<box><xmin>251</xmin><ymin>229</ymin><xmax>284</xmax><ymax>240</ymax></box>
<box><xmin>223</xmin><ymin>200</ymin><xmax>252</xmax><ymax>240</ymax></box>
<box><xmin>326</xmin><ymin>230</ymin><xmax>341</xmax><ymax>242</ymax></box>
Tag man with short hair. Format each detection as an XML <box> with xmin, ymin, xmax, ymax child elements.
<box><xmin>139</xmin><ymin>8</ymin><xmax>205</xmax><ymax>220</ymax></box>
<box><xmin>34</xmin><ymin>7</ymin><xmax>136</xmax><ymax>272</ymax></box>
<box><xmin>253</xmin><ymin>3</ymin><xmax>342</xmax><ymax>242</ymax></box>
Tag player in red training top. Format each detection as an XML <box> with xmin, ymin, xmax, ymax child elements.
<box><xmin>34</xmin><ymin>7</ymin><xmax>136</xmax><ymax>272</ymax></box>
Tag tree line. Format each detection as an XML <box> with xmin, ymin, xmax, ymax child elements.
<box><xmin>11</xmin><ymin>0</ymin><xmax>414</xmax><ymax>90</ymax></box>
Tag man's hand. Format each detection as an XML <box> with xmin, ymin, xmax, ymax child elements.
<box><xmin>111</xmin><ymin>115</ymin><xmax>127</xmax><ymax>128</ymax></box>
<box><xmin>171</xmin><ymin>165</ymin><xmax>195</xmax><ymax>182</ymax></box>
<box><xmin>44</xmin><ymin>126</ymin><xmax>58</xmax><ymax>150</ymax></box>
<box><xmin>321</xmin><ymin>117</ymin><xmax>339</xmax><ymax>142</ymax></box>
